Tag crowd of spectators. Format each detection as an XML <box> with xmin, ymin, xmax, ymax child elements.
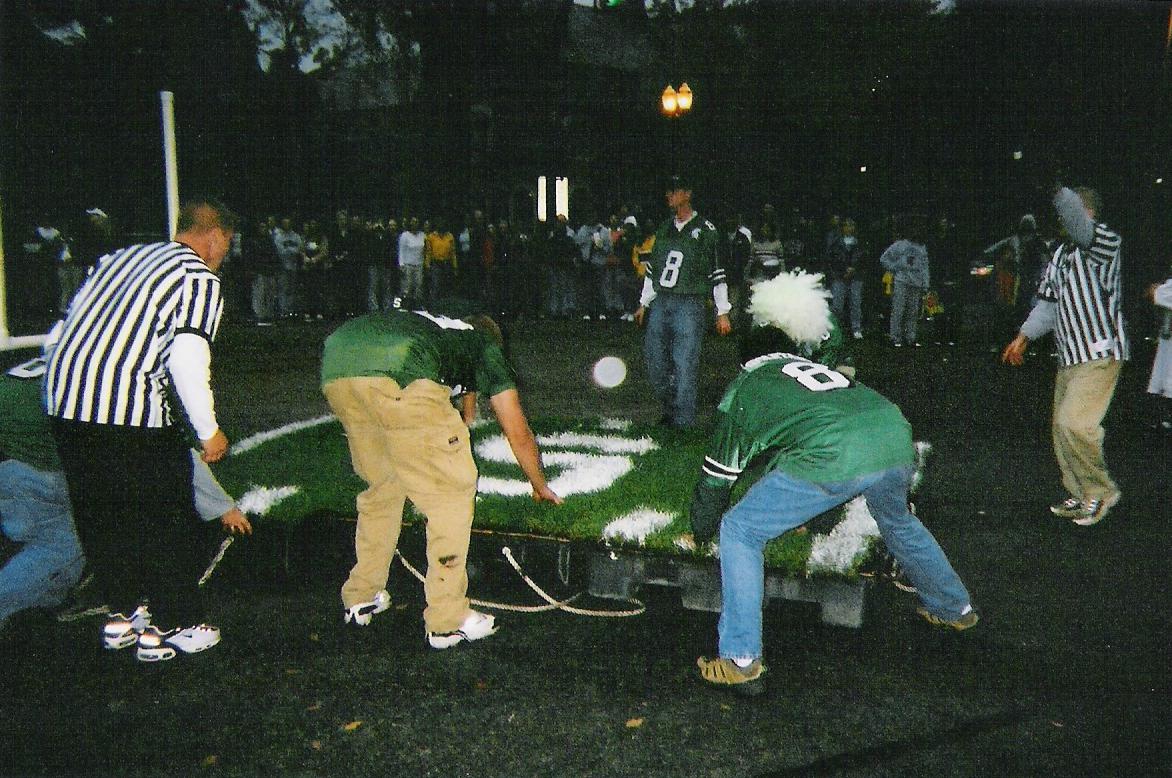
<box><xmin>11</xmin><ymin>198</ymin><xmax>1162</xmax><ymax>360</ymax></box>
<box><xmin>200</xmin><ymin>202</ymin><xmax>1070</xmax><ymax>348</ymax></box>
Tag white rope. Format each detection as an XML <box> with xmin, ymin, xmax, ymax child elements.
<box><xmin>393</xmin><ymin>548</ymin><xmax>576</xmax><ymax>613</ymax></box>
<box><xmin>499</xmin><ymin>546</ymin><xmax>645</xmax><ymax>618</ymax></box>
<box><xmin>198</xmin><ymin>536</ymin><xmax>234</xmax><ymax>587</ymax></box>
<box><xmin>393</xmin><ymin>547</ymin><xmax>645</xmax><ymax>618</ymax></box>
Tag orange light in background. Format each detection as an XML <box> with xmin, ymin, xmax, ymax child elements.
<box><xmin>661</xmin><ymin>84</ymin><xmax>693</xmax><ymax>118</ymax></box>
<box><xmin>660</xmin><ymin>85</ymin><xmax>678</xmax><ymax>116</ymax></box>
<box><xmin>1166</xmin><ymin>5</ymin><xmax>1171</xmax><ymax>55</ymax></box>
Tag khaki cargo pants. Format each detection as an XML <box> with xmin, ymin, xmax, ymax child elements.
<box><xmin>324</xmin><ymin>376</ymin><xmax>477</xmax><ymax>633</ymax></box>
<box><xmin>1052</xmin><ymin>357</ymin><xmax>1121</xmax><ymax>502</ymax></box>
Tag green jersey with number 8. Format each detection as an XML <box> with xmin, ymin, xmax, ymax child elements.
<box><xmin>700</xmin><ymin>353</ymin><xmax>913</xmax><ymax>488</ymax></box>
<box><xmin>646</xmin><ymin>213</ymin><xmax>725</xmax><ymax>297</ymax></box>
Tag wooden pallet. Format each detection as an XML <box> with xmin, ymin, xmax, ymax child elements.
<box><xmin>588</xmin><ymin>548</ymin><xmax>870</xmax><ymax>628</ymax></box>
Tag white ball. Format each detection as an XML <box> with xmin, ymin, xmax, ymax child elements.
<box><xmin>592</xmin><ymin>356</ymin><xmax>627</xmax><ymax>389</ymax></box>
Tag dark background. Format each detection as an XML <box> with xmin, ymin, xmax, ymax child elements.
<box><xmin>2</xmin><ymin>0</ymin><xmax>1170</xmax><ymax>330</ymax></box>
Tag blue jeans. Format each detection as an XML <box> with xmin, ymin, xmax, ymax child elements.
<box><xmin>277</xmin><ymin>265</ymin><xmax>300</xmax><ymax>317</ymax></box>
<box><xmin>889</xmin><ymin>282</ymin><xmax>924</xmax><ymax>345</ymax></box>
<box><xmin>546</xmin><ymin>267</ymin><xmax>577</xmax><ymax>317</ymax></box>
<box><xmin>831</xmin><ymin>277</ymin><xmax>863</xmax><ymax>333</ymax></box>
<box><xmin>718</xmin><ymin>464</ymin><xmax>971</xmax><ymax>661</ymax></box>
<box><xmin>0</xmin><ymin>460</ymin><xmax>84</xmax><ymax>626</ymax></box>
<box><xmin>644</xmin><ymin>295</ymin><xmax>705</xmax><ymax>427</ymax></box>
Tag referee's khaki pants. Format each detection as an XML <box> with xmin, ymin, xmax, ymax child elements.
<box><xmin>324</xmin><ymin>376</ymin><xmax>477</xmax><ymax>633</ymax></box>
<box><xmin>1052</xmin><ymin>357</ymin><xmax>1122</xmax><ymax>502</ymax></box>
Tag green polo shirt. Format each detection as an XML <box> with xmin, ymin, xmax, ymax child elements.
<box><xmin>321</xmin><ymin>310</ymin><xmax>515</xmax><ymax>398</ymax></box>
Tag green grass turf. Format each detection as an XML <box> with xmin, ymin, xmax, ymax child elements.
<box><xmin>212</xmin><ymin>416</ymin><xmax>833</xmax><ymax>577</ymax></box>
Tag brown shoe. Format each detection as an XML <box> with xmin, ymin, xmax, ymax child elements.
<box><xmin>696</xmin><ymin>656</ymin><xmax>766</xmax><ymax>697</ymax></box>
<box><xmin>916</xmin><ymin>606</ymin><xmax>979</xmax><ymax>631</ymax></box>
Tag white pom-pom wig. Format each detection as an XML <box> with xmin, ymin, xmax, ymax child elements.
<box><xmin>746</xmin><ymin>270</ymin><xmax>832</xmax><ymax>346</ymax></box>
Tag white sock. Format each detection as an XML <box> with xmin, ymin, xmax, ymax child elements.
<box><xmin>731</xmin><ymin>656</ymin><xmax>756</xmax><ymax>668</ymax></box>
<box><xmin>960</xmin><ymin>604</ymin><xmax>973</xmax><ymax>616</ymax></box>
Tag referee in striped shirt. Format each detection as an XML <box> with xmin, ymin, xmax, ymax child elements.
<box><xmin>46</xmin><ymin>200</ymin><xmax>237</xmax><ymax>662</ymax></box>
<box><xmin>1002</xmin><ymin>185</ymin><xmax>1127</xmax><ymax>527</ymax></box>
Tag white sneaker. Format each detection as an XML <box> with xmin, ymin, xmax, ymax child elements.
<box><xmin>343</xmin><ymin>590</ymin><xmax>391</xmax><ymax>626</ymax></box>
<box><xmin>426</xmin><ymin>610</ymin><xmax>498</xmax><ymax>649</ymax></box>
<box><xmin>1072</xmin><ymin>491</ymin><xmax>1122</xmax><ymax>526</ymax></box>
<box><xmin>103</xmin><ymin>605</ymin><xmax>152</xmax><ymax>650</ymax></box>
<box><xmin>852</xmin><ymin>331</ymin><xmax>863</xmax><ymax>340</ymax></box>
<box><xmin>136</xmin><ymin>624</ymin><xmax>221</xmax><ymax>662</ymax></box>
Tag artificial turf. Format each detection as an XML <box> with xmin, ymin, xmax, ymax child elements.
<box><xmin>212</xmin><ymin>415</ymin><xmax>824</xmax><ymax>576</ymax></box>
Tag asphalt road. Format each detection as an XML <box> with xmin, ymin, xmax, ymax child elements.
<box><xmin>3</xmin><ymin>313</ymin><xmax>1168</xmax><ymax>777</ymax></box>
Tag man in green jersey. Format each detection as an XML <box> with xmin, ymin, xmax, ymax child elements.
<box><xmin>321</xmin><ymin>309</ymin><xmax>562</xmax><ymax>649</ymax></box>
<box><xmin>690</xmin><ymin>273</ymin><xmax>976</xmax><ymax>696</ymax></box>
<box><xmin>635</xmin><ymin>175</ymin><xmax>733</xmax><ymax>428</ymax></box>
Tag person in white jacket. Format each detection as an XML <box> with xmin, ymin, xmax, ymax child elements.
<box><xmin>1146</xmin><ymin>274</ymin><xmax>1172</xmax><ymax>431</ymax></box>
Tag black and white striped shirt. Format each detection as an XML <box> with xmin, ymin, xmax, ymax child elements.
<box><xmin>1034</xmin><ymin>224</ymin><xmax>1128</xmax><ymax>367</ymax></box>
<box><xmin>46</xmin><ymin>241</ymin><xmax>223</xmax><ymax>428</ymax></box>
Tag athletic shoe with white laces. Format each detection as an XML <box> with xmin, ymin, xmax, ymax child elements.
<box><xmin>343</xmin><ymin>590</ymin><xmax>391</xmax><ymax>626</ymax></box>
<box><xmin>102</xmin><ymin>605</ymin><xmax>152</xmax><ymax>650</ymax></box>
<box><xmin>1049</xmin><ymin>497</ymin><xmax>1084</xmax><ymax>518</ymax></box>
<box><xmin>426</xmin><ymin>610</ymin><xmax>498</xmax><ymax>649</ymax></box>
<box><xmin>1072</xmin><ymin>491</ymin><xmax>1121</xmax><ymax>526</ymax></box>
<box><xmin>135</xmin><ymin>624</ymin><xmax>221</xmax><ymax>662</ymax></box>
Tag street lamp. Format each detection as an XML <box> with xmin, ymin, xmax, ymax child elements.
<box><xmin>661</xmin><ymin>83</ymin><xmax>693</xmax><ymax>118</ymax></box>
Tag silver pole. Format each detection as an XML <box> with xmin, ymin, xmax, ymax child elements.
<box><xmin>0</xmin><ymin>192</ymin><xmax>8</xmax><ymax>341</ymax></box>
<box><xmin>160</xmin><ymin>91</ymin><xmax>179</xmax><ymax>239</ymax></box>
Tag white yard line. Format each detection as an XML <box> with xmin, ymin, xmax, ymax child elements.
<box><xmin>232</xmin><ymin>414</ymin><xmax>336</xmax><ymax>455</ymax></box>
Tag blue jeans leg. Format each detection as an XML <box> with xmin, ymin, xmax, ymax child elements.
<box><xmin>645</xmin><ymin>296</ymin><xmax>705</xmax><ymax>425</ymax></box>
<box><xmin>718</xmin><ymin>469</ymin><xmax>860</xmax><ymax>660</ymax></box>
<box><xmin>849</xmin><ymin>278</ymin><xmax>864</xmax><ymax>333</ymax></box>
<box><xmin>0</xmin><ymin>461</ymin><xmax>84</xmax><ymax>624</ymax></box>
<box><xmin>830</xmin><ymin>279</ymin><xmax>847</xmax><ymax>321</ymax></box>
<box><xmin>644</xmin><ymin>304</ymin><xmax>672</xmax><ymax>415</ymax></box>
<box><xmin>862</xmin><ymin>466</ymin><xmax>971</xmax><ymax>619</ymax></box>
<box><xmin>889</xmin><ymin>282</ymin><xmax>908</xmax><ymax>343</ymax></box>
<box><xmin>670</xmin><ymin>297</ymin><xmax>705</xmax><ymax>427</ymax></box>
<box><xmin>717</xmin><ymin>465</ymin><xmax>972</xmax><ymax>661</ymax></box>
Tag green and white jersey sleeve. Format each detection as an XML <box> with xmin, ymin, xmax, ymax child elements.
<box><xmin>645</xmin><ymin>214</ymin><xmax>726</xmax><ymax>298</ymax></box>
<box><xmin>700</xmin><ymin>353</ymin><xmax>913</xmax><ymax>487</ymax></box>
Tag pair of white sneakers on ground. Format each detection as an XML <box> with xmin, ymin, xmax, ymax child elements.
<box><xmin>103</xmin><ymin>605</ymin><xmax>221</xmax><ymax>662</ymax></box>
<box><xmin>344</xmin><ymin>590</ymin><xmax>497</xmax><ymax>649</ymax></box>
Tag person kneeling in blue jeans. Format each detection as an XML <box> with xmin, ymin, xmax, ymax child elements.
<box><xmin>689</xmin><ymin>271</ymin><xmax>977</xmax><ymax>696</ymax></box>
<box><xmin>0</xmin><ymin>358</ymin><xmax>251</xmax><ymax>635</ymax></box>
